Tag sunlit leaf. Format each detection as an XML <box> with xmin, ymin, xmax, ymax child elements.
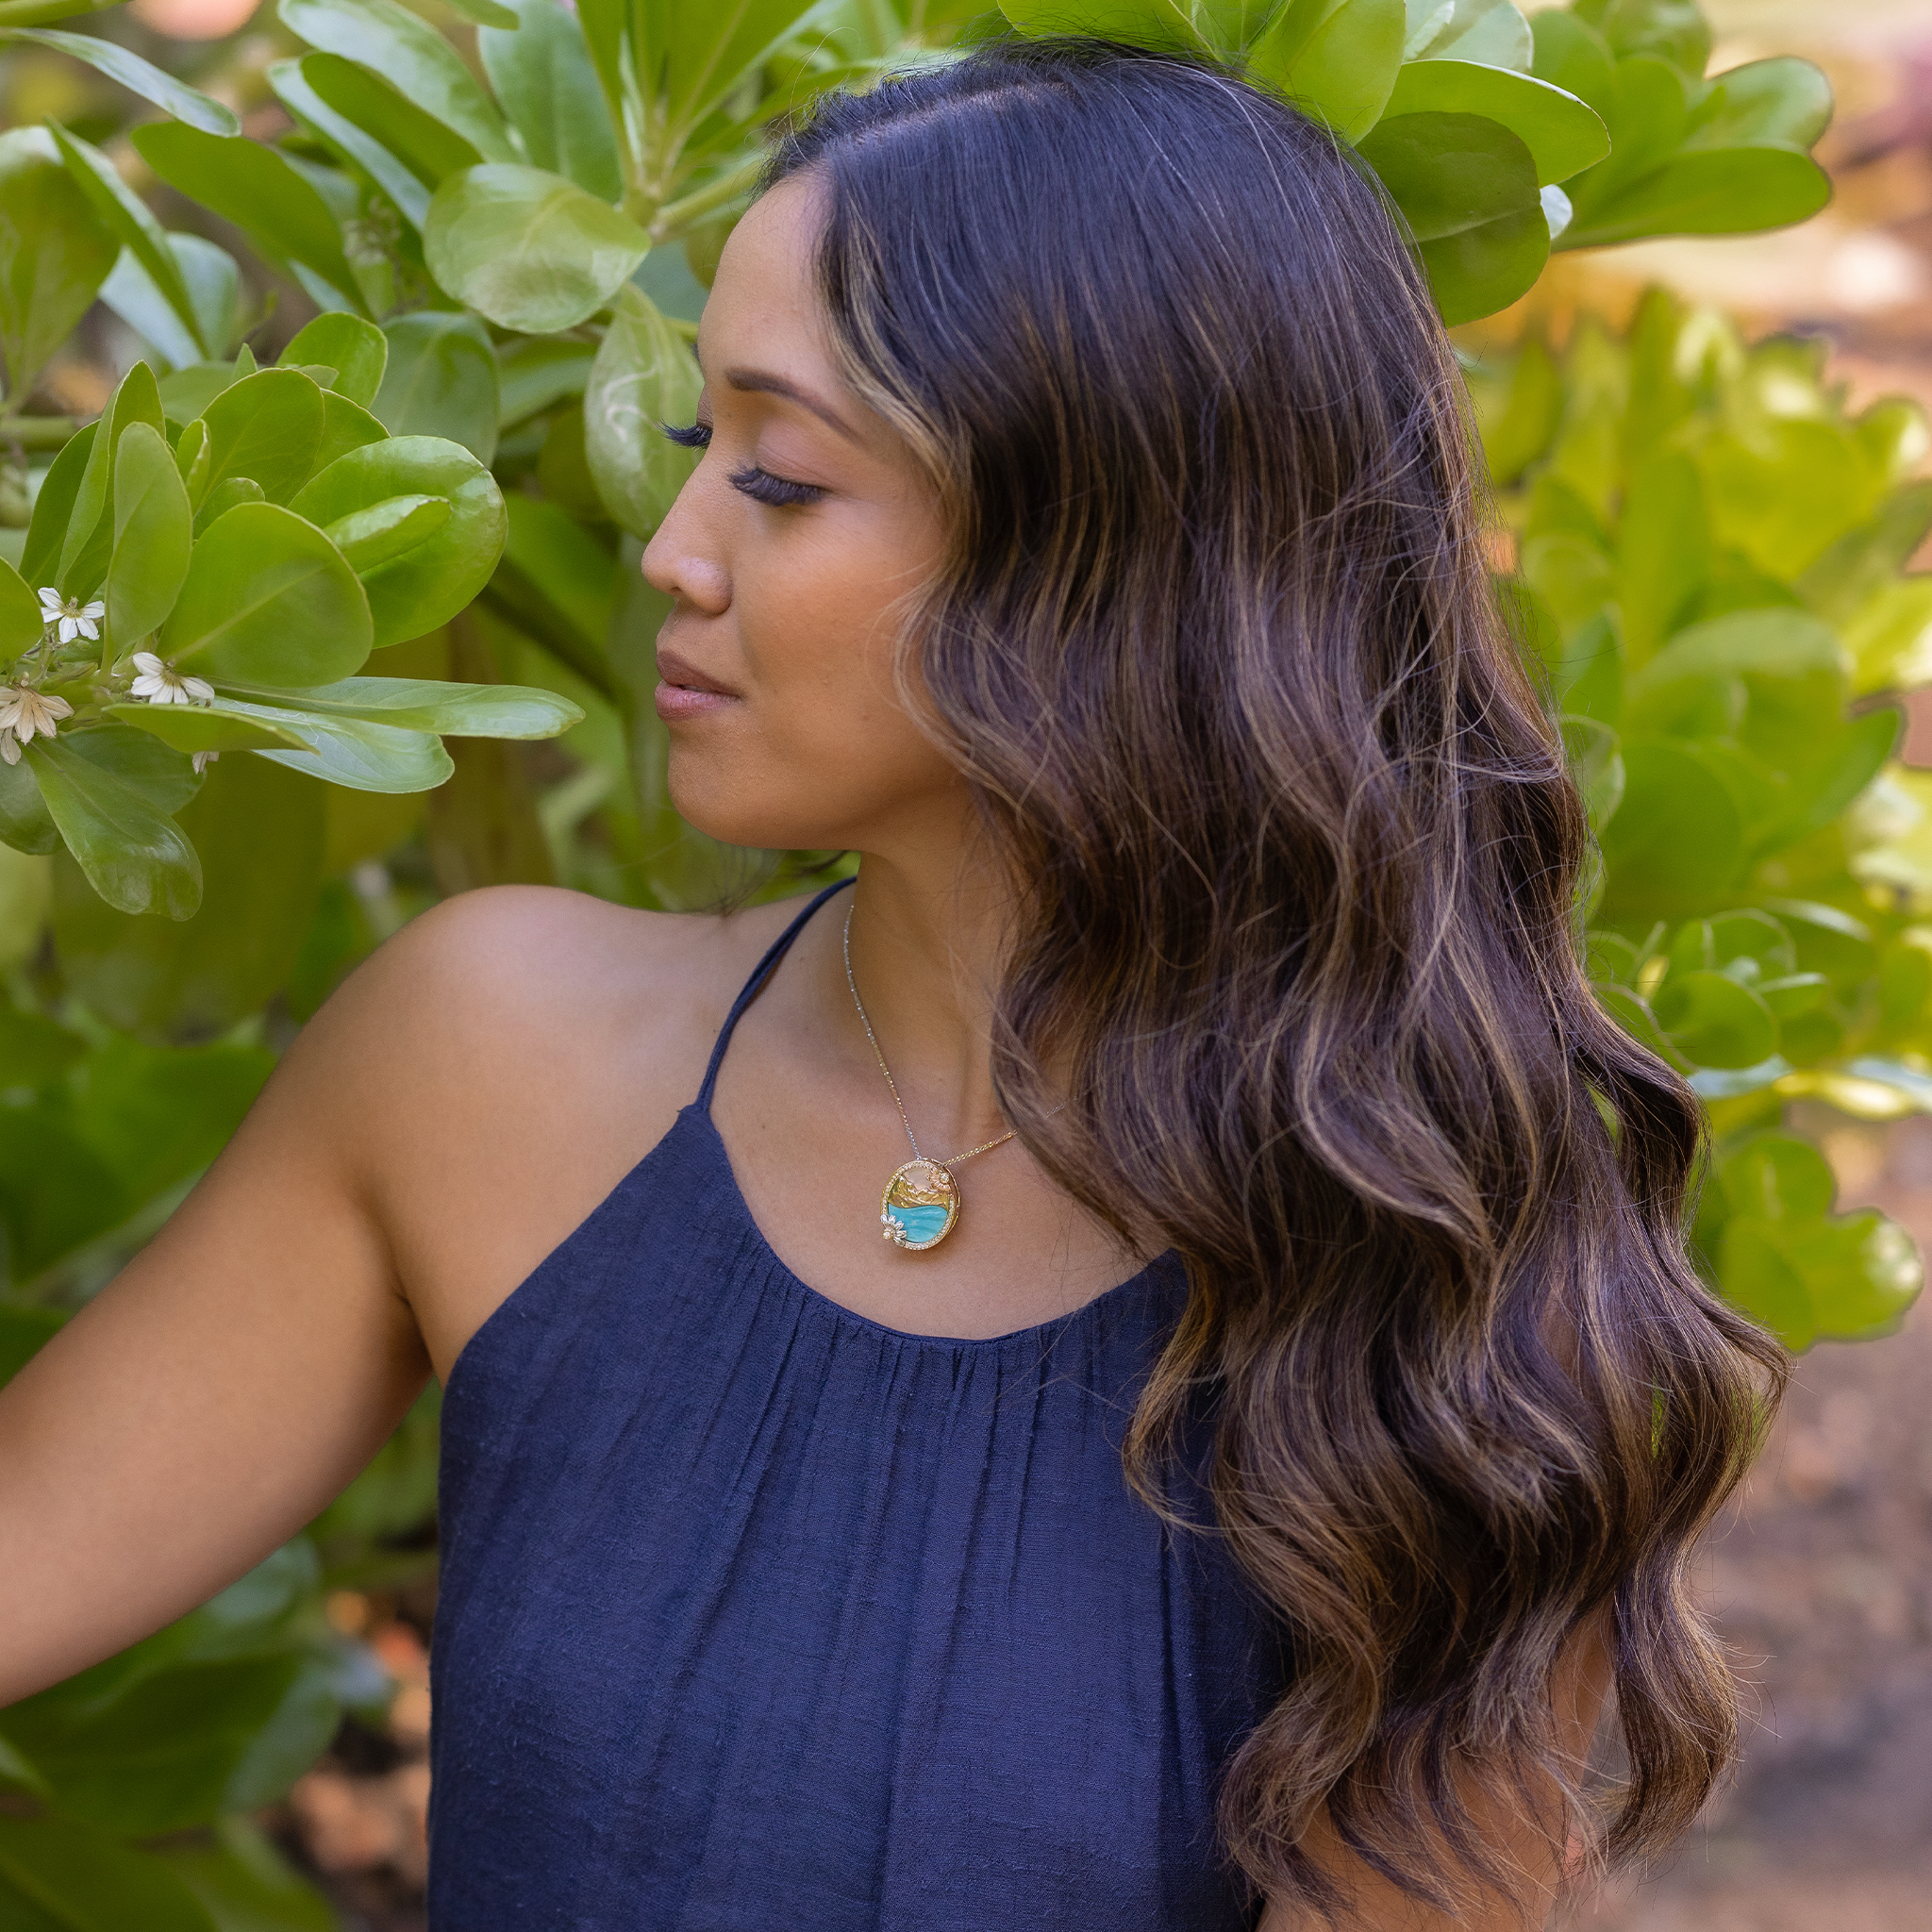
<box><xmin>1248</xmin><ymin>0</ymin><xmax>1405</xmax><ymax>142</ymax></box>
<box><xmin>0</xmin><ymin>27</ymin><xmax>241</xmax><ymax>134</ymax></box>
<box><xmin>272</xmin><ymin>674</ymin><xmax>584</xmax><ymax>737</ymax></box>
<box><xmin>583</xmin><ymin>284</ymin><xmax>700</xmax><ymax>537</ymax></box>
<box><xmin>426</xmin><ymin>163</ymin><xmax>652</xmax><ymax>332</ymax></box>
<box><xmin>279</xmin><ymin>311</ymin><xmax>389</xmax><ymax>410</ymax></box>
<box><xmin>107</xmin><ymin>422</ymin><xmax>192</xmax><ymax>647</ymax></box>
<box><xmin>1376</xmin><ymin>58</ymin><xmax>1607</xmax><ymax>183</ymax></box>
<box><xmin>161</xmin><ymin>502</ymin><xmax>374</xmax><ymax>686</ymax></box>
<box><xmin>197</xmin><ymin>368</ymin><xmax>328</xmax><ymax>506</ymax></box>
<box><xmin>479</xmin><ymin>0</ymin><xmax>624</xmax><ymax>202</ymax></box>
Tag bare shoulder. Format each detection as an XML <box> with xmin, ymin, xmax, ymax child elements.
<box><xmin>279</xmin><ymin>885</ymin><xmax>811</xmax><ymax>1377</ymax></box>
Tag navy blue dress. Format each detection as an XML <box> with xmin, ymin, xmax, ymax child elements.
<box><xmin>428</xmin><ymin>879</ymin><xmax>1284</xmax><ymax>1928</ymax></box>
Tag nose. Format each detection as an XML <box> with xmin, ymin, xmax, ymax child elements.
<box><xmin>642</xmin><ymin>477</ymin><xmax>730</xmax><ymax>616</ymax></box>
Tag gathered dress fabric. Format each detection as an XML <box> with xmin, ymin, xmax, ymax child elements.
<box><xmin>427</xmin><ymin>879</ymin><xmax>1286</xmax><ymax>1929</ymax></box>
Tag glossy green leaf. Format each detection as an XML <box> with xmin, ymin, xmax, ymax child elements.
<box><xmin>1357</xmin><ymin>111</ymin><xmax>1547</xmax><ymax>322</ymax></box>
<box><xmin>275</xmin><ymin>673</ymin><xmax>584</xmax><ymax>737</ymax></box>
<box><xmin>1404</xmin><ymin>0</ymin><xmax>1531</xmax><ymax>70</ymax></box>
<box><xmin>18</xmin><ymin>422</ymin><xmax>93</xmax><ymax>592</ymax></box>
<box><xmin>280</xmin><ymin>311</ymin><xmax>389</xmax><ymax>410</ymax></box>
<box><xmin>107</xmin><ymin>422</ymin><xmax>192</xmax><ymax>647</ymax></box>
<box><xmin>131</xmin><ymin>121</ymin><xmax>368</xmax><ymax>315</ymax></box>
<box><xmin>308</xmin><ymin>391</ymin><xmax>391</xmax><ymax>482</ymax></box>
<box><xmin>323</xmin><ymin>493</ymin><xmax>452</xmax><ymax>575</ymax></box>
<box><xmin>162</xmin><ymin>502</ymin><xmax>374</xmax><ymax>686</ymax></box>
<box><xmin>0</xmin><ymin>745</ymin><xmax>57</xmax><ymax>856</ymax></box>
<box><xmin>482</xmin><ymin>491</ymin><xmax>620</xmax><ymax>696</ymax></box>
<box><xmin>53</xmin><ymin>756</ymin><xmax>324</xmax><ymax>1040</ymax></box>
<box><xmin>158</xmin><ymin>357</ymin><xmax>244</xmax><ymax>425</ymax></box>
<box><xmin>426</xmin><ymin>163</ymin><xmax>652</xmax><ymax>333</ymax></box>
<box><xmin>278</xmin><ymin>0</ymin><xmax>517</xmax><ymax>160</ymax></box>
<box><xmin>373</xmin><ymin>311</ymin><xmax>500</xmax><ymax>465</ymax></box>
<box><xmin>217</xmin><ymin>696</ymin><xmax>455</xmax><ymax>791</ymax></box>
<box><xmin>0</xmin><ymin>126</ymin><xmax>117</xmax><ymax>407</ymax></box>
<box><xmin>1561</xmin><ymin>143</ymin><xmax>1830</xmax><ymax>249</ymax></box>
<box><xmin>1596</xmin><ymin>739</ymin><xmax>1745</xmax><ymax>915</ymax></box>
<box><xmin>497</xmin><ymin>334</ymin><xmax>597</xmax><ymax>428</ymax></box>
<box><xmin>1589</xmin><ymin>0</ymin><xmax>1711</xmax><ymax>74</ymax></box>
<box><xmin>299</xmin><ymin>50</ymin><xmax>483</xmax><ymax>191</ymax></box>
<box><xmin>53</xmin><ymin>360</ymin><xmax>163</xmax><ymax>600</ymax></box>
<box><xmin>657</xmin><ymin>0</ymin><xmax>869</xmax><ymax>135</ymax></box>
<box><xmin>161</xmin><ymin>1823</ymin><xmax>338</xmax><ymax>1932</ymax></box>
<box><xmin>1527</xmin><ymin>6</ymin><xmax>1615</xmax><ymax>117</ymax></box>
<box><xmin>26</xmin><ymin>734</ymin><xmax>201</xmax><ymax>919</ymax></box>
<box><xmin>1</xmin><ymin>27</ymin><xmax>241</xmax><ymax>134</ymax></box>
<box><xmin>48</xmin><ymin>124</ymin><xmax>209</xmax><ymax>362</ymax></box>
<box><xmin>0</xmin><ymin>553</ymin><xmax>41</xmax><ymax>657</ymax></box>
<box><xmin>1377</xmin><ymin>59</ymin><xmax>1607</xmax><ymax>184</ymax></box>
<box><xmin>479</xmin><ymin>0</ymin><xmax>624</xmax><ymax>202</ymax></box>
<box><xmin>193</xmin><ymin>475</ymin><xmax>265</xmax><ymax>537</ymax></box>
<box><xmin>584</xmin><ymin>284</ymin><xmax>701</xmax><ymax>538</ymax></box>
<box><xmin>266</xmin><ymin>52</ymin><xmax>431</xmax><ymax>231</ymax></box>
<box><xmin>0</xmin><ymin>1819</ymin><xmax>217</xmax><ymax>1932</ymax></box>
<box><xmin>1248</xmin><ymin>0</ymin><xmax>1405</xmax><ymax>142</ymax></box>
<box><xmin>106</xmin><ymin>702</ymin><xmax>309</xmax><ymax>756</ymax></box>
<box><xmin>1624</xmin><ymin>607</ymin><xmax>1840</xmax><ymax>704</ymax></box>
<box><xmin>195</xmin><ymin>368</ymin><xmax>329</xmax><ymax>507</ymax></box>
<box><xmin>291</xmin><ymin>434</ymin><xmax>508</xmax><ymax>646</ymax></box>
<box><xmin>1685</xmin><ymin>54</ymin><xmax>1831</xmax><ymax>152</ymax></box>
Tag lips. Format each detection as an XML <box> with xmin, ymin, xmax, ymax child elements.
<box><xmin>655</xmin><ymin>648</ymin><xmax>738</xmax><ymax>724</ymax></box>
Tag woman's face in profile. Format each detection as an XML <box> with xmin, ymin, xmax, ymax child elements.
<box><xmin>641</xmin><ymin>175</ymin><xmax>960</xmax><ymax>857</ymax></box>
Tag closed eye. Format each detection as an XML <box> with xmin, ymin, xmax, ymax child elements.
<box><xmin>660</xmin><ymin>421</ymin><xmax>824</xmax><ymax>509</ymax></box>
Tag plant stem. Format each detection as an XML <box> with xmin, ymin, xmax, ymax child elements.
<box><xmin>1</xmin><ymin>416</ymin><xmax>78</xmax><ymax>450</ymax></box>
<box><xmin>0</xmin><ymin>0</ymin><xmax>119</xmax><ymax>23</ymax></box>
<box><xmin>650</xmin><ymin>152</ymin><xmax>766</xmax><ymax>243</ymax></box>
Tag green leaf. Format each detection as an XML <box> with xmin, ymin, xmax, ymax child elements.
<box><xmin>497</xmin><ymin>333</ymin><xmax>597</xmax><ymax>428</ymax></box>
<box><xmin>445</xmin><ymin>0</ymin><xmax>520</xmax><ymax>23</ymax></box>
<box><xmin>0</xmin><ymin>552</ymin><xmax>42</xmax><ymax>656</ymax></box>
<box><xmin>1624</xmin><ymin>607</ymin><xmax>1841</xmax><ymax>704</ymax></box>
<box><xmin>195</xmin><ymin>368</ymin><xmax>328</xmax><ymax>507</ymax></box>
<box><xmin>482</xmin><ymin>491</ymin><xmax>620</xmax><ymax>696</ymax></box>
<box><xmin>1597</xmin><ymin>739</ymin><xmax>1745</xmax><ymax>916</ymax></box>
<box><xmin>160</xmin><ymin>1822</ymin><xmax>338</xmax><ymax>1932</ymax></box>
<box><xmin>479</xmin><ymin>0</ymin><xmax>624</xmax><ymax>202</ymax></box>
<box><xmin>19</xmin><ymin>420</ymin><xmax>94</xmax><ymax>592</ymax></box>
<box><xmin>0</xmin><ymin>1105</ymin><xmax>129</xmax><ymax>1276</ymax></box>
<box><xmin>194</xmin><ymin>475</ymin><xmax>265</xmax><ymax>537</ymax></box>
<box><xmin>48</xmin><ymin>124</ymin><xmax>210</xmax><ymax>363</ymax></box>
<box><xmin>1560</xmin><ymin>711</ymin><xmax>1623</xmax><ymax>828</ymax></box>
<box><xmin>277</xmin><ymin>0</ymin><xmax>517</xmax><ymax>161</ymax></box>
<box><xmin>323</xmin><ymin>493</ymin><xmax>452</xmax><ymax>575</ymax></box>
<box><xmin>1528</xmin><ymin>7</ymin><xmax>1615</xmax><ymax>118</ymax></box>
<box><xmin>426</xmin><ymin>163</ymin><xmax>652</xmax><ymax>332</ymax></box>
<box><xmin>266</xmin><ymin>53</ymin><xmax>433</xmax><ymax>232</ymax></box>
<box><xmin>158</xmin><ymin>358</ymin><xmax>244</xmax><ymax>425</ymax></box>
<box><xmin>1684</xmin><ymin>54</ymin><xmax>1831</xmax><ymax>152</ymax></box>
<box><xmin>655</xmin><ymin>0</ymin><xmax>863</xmax><ymax>137</ymax></box>
<box><xmin>1560</xmin><ymin>143</ymin><xmax>1830</xmax><ymax>249</ymax></box>
<box><xmin>298</xmin><ymin>50</ymin><xmax>484</xmax><ymax>191</ymax></box>
<box><xmin>0</xmin><ymin>1305</ymin><xmax>64</xmax><ymax>1385</ymax></box>
<box><xmin>1590</xmin><ymin>0</ymin><xmax>1711</xmax><ymax>75</ymax></box>
<box><xmin>0</xmin><ymin>1819</ymin><xmax>218</xmax><ymax>1932</ymax></box>
<box><xmin>273</xmin><ymin>673</ymin><xmax>584</xmax><ymax>736</ymax></box>
<box><xmin>107</xmin><ymin>702</ymin><xmax>309</xmax><ymax>756</ymax></box>
<box><xmin>291</xmin><ymin>434</ymin><xmax>508</xmax><ymax>647</ymax></box>
<box><xmin>58</xmin><ymin>358</ymin><xmax>163</xmax><ymax>594</ymax></box>
<box><xmin>26</xmin><ymin>733</ymin><xmax>201</xmax><ymax>919</ymax></box>
<box><xmin>308</xmin><ymin>391</ymin><xmax>391</xmax><ymax>483</ymax></box>
<box><xmin>1376</xmin><ymin>58</ymin><xmax>1607</xmax><ymax>184</ymax></box>
<box><xmin>107</xmin><ymin>422</ymin><xmax>192</xmax><ymax>646</ymax></box>
<box><xmin>584</xmin><ymin>284</ymin><xmax>700</xmax><ymax>538</ymax></box>
<box><xmin>0</xmin><ymin>1733</ymin><xmax>47</xmax><ymax>1796</ymax></box>
<box><xmin>373</xmin><ymin>311</ymin><xmax>500</xmax><ymax>465</ymax></box>
<box><xmin>0</xmin><ymin>27</ymin><xmax>241</xmax><ymax>134</ymax></box>
<box><xmin>53</xmin><ymin>756</ymin><xmax>323</xmax><ymax>1040</ymax></box>
<box><xmin>2</xmin><ymin>1654</ymin><xmax>334</xmax><ymax>1834</ymax></box>
<box><xmin>0</xmin><ymin>1003</ymin><xmax>83</xmax><ymax>1087</ymax></box>
<box><xmin>0</xmin><ymin>745</ymin><xmax>57</xmax><ymax>855</ymax></box>
<box><xmin>279</xmin><ymin>311</ymin><xmax>389</xmax><ymax>410</ymax></box>
<box><xmin>219</xmin><ymin>697</ymin><xmax>455</xmax><ymax>792</ymax></box>
<box><xmin>1357</xmin><ymin>110</ymin><xmax>1547</xmax><ymax>323</ymax></box>
<box><xmin>0</xmin><ymin>126</ymin><xmax>117</xmax><ymax>406</ymax></box>
<box><xmin>1248</xmin><ymin>0</ymin><xmax>1406</xmax><ymax>143</ymax></box>
<box><xmin>162</xmin><ymin>501</ymin><xmax>374</xmax><ymax>686</ymax></box>
<box><xmin>131</xmin><ymin>121</ymin><xmax>368</xmax><ymax>316</ymax></box>
<box><xmin>1652</xmin><ymin>967</ymin><xmax>1776</xmax><ymax>1069</ymax></box>
<box><xmin>1615</xmin><ymin>447</ymin><xmax>1707</xmax><ymax>663</ymax></box>
<box><xmin>1403</xmin><ymin>0</ymin><xmax>1530</xmax><ymax>70</ymax></box>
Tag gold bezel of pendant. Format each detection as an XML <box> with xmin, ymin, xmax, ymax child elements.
<box><xmin>880</xmin><ymin>1159</ymin><xmax>960</xmax><ymax>1252</ymax></box>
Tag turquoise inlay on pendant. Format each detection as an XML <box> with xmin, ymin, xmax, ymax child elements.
<box><xmin>881</xmin><ymin>1158</ymin><xmax>959</xmax><ymax>1251</ymax></box>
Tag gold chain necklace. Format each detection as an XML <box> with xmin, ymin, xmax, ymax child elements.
<box><xmin>842</xmin><ymin>900</ymin><xmax>1016</xmax><ymax>1252</ymax></box>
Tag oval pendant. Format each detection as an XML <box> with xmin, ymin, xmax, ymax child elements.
<box><xmin>881</xmin><ymin>1158</ymin><xmax>958</xmax><ymax>1251</ymax></box>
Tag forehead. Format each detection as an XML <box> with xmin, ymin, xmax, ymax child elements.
<box><xmin>698</xmin><ymin>175</ymin><xmax>833</xmax><ymax>373</ymax></box>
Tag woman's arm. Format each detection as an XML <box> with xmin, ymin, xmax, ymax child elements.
<box><xmin>1259</xmin><ymin>1618</ymin><xmax>1616</xmax><ymax>1932</ymax></box>
<box><xmin>0</xmin><ymin>920</ymin><xmax>447</xmax><ymax>1705</ymax></box>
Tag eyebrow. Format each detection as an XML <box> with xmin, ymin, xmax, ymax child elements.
<box><xmin>719</xmin><ymin>365</ymin><xmax>862</xmax><ymax>443</ymax></box>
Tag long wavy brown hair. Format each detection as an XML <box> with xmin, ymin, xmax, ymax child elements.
<box><xmin>765</xmin><ymin>36</ymin><xmax>1788</xmax><ymax>1921</ymax></box>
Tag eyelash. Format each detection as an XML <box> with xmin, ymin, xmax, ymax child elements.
<box><xmin>660</xmin><ymin>421</ymin><xmax>825</xmax><ymax>509</ymax></box>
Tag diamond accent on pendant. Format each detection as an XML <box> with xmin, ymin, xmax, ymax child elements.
<box><xmin>880</xmin><ymin>1159</ymin><xmax>959</xmax><ymax>1251</ymax></box>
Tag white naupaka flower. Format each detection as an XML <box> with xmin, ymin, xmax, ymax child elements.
<box><xmin>192</xmin><ymin>749</ymin><xmax>219</xmax><ymax>774</ymax></box>
<box><xmin>38</xmin><ymin>587</ymin><xmax>104</xmax><ymax>644</ymax></box>
<box><xmin>0</xmin><ymin>728</ymin><xmax>17</xmax><ymax>766</ymax></box>
<box><xmin>129</xmin><ymin>651</ymin><xmax>215</xmax><ymax>707</ymax></box>
<box><xmin>0</xmin><ymin>685</ymin><xmax>74</xmax><ymax>750</ymax></box>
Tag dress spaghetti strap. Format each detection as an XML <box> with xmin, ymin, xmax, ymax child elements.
<box><xmin>694</xmin><ymin>875</ymin><xmax>857</xmax><ymax>1114</ymax></box>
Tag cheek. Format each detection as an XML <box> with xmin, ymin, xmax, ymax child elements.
<box><xmin>666</xmin><ymin>519</ymin><xmax>958</xmax><ymax>848</ymax></box>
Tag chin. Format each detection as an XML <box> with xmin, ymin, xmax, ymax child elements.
<box><xmin>666</xmin><ymin>760</ymin><xmax>850</xmax><ymax>857</ymax></box>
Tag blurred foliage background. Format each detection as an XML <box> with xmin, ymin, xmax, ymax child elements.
<box><xmin>0</xmin><ymin>0</ymin><xmax>1927</xmax><ymax>1926</ymax></box>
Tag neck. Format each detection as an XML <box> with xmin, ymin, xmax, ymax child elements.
<box><xmin>832</xmin><ymin>830</ymin><xmax>1015</xmax><ymax>1155</ymax></box>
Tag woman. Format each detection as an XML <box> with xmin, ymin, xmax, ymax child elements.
<box><xmin>0</xmin><ymin>37</ymin><xmax>1783</xmax><ymax>1931</ymax></box>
